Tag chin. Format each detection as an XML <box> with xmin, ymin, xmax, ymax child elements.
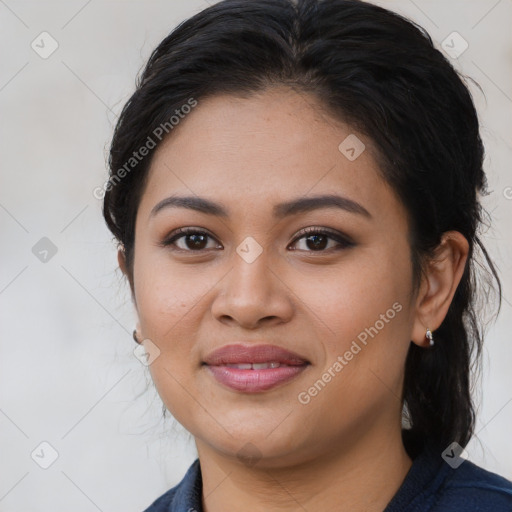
<box><xmin>195</xmin><ymin>423</ymin><xmax>320</xmax><ymax>470</ymax></box>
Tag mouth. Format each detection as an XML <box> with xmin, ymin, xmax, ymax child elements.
<box><xmin>202</xmin><ymin>343</ymin><xmax>310</xmax><ymax>393</ymax></box>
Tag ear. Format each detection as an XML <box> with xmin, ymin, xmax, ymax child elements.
<box><xmin>117</xmin><ymin>247</ymin><xmax>136</xmax><ymax>302</ymax></box>
<box><xmin>411</xmin><ymin>231</ymin><xmax>469</xmax><ymax>347</ymax></box>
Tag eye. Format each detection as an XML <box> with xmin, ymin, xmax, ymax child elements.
<box><xmin>288</xmin><ymin>227</ymin><xmax>354</xmax><ymax>252</ymax></box>
<box><xmin>161</xmin><ymin>227</ymin><xmax>222</xmax><ymax>252</ymax></box>
<box><xmin>161</xmin><ymin>226</ymin><xmax>353</xmax><ymax>253</ymax></box>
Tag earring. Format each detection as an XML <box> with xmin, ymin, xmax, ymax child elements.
<box><xmin>132</xmin><ymin>329</ymin><xmax>141</xmax><ymax>344</ymax></box>
<box><xmin>426</xmin><ymin>327</ymin><xmax>434</xmax><ymax>347</ymax></box>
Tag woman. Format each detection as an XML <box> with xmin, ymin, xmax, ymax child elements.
<box><xmin>102</xmin><ymin>0</ymin><xmax>512</xmax><ymax>510</ymax></box>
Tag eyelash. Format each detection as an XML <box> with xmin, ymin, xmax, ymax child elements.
<box><xmin>160</xmin><ymin>226</ymin><xmax>354</xmax><ymax>253</ymax></box>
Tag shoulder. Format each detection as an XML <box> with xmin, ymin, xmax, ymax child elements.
<box><xmin>142</xmin><ymin>488</ymin><xmax>174</xmax><ymax>512</ymax></box>
<box><xmin>431</xmin><ymin>459</ymin><xmax>512</xmax><ymax>511</ymax></box>
<box><xmin>141</xmin><ymin>459</ymin><xmax>202</xmax><ymax>512</ymax></box>
<box><xmin>387</xmin><ymin>439</ymin><xmax>512</xmax><ymax>512</ymax></box>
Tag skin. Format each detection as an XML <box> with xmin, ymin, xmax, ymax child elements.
<box><xmin>119</xmin><ymin>86</ymin><xmax>469</xmax><ymax>512</ymax></box>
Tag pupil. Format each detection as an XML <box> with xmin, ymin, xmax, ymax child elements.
<box><xmin>188</xmin><ymin>234</ymin><xmax>207</xmax><ymax>250</ymax></box>
<box><xmin>307</xmin><ymin>234</ymin><xmax>327</xmax><ymax>250</ymax></box>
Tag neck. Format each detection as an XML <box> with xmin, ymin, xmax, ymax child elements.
<box><xmin>196</xmin><ymin>427</ymin><xmax>412</xmax><ymax>512</ymax></box>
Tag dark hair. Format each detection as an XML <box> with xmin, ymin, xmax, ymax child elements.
<box><xmin>103</xmin><ymin>0</ymin><xmax>501</xmax><ymax>453</ymax></box>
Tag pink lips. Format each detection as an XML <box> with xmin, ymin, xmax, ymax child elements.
<box><xmin>203</xmin><ymin>344</ymin><xmax>309</xmax><ymax>393</ymax></box>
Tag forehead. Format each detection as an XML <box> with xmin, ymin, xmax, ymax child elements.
<box><xmin>137</xmin><ymin>86</ymin><xmax>402</xmax><ymax>225</ymax></box>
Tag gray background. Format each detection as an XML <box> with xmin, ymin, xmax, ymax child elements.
<box><xmin>1</xmin><ymin>0</ymin><xmax>511</xmax><ymax>510</ymax></box>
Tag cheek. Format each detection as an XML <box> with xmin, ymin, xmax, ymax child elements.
<box><xmin>288</xmin><ymin>244</ymin><xmax>413</xmax><ymax>411</ymax></box>
<box><xmin>291</xmin><ymin>246</ymin><xmax>411</xmax><ymax>348</ymax></box>
<box><xmin>132</xmin><ymin>252</ymin><xmax>215</xmax><ymax>382</ymax></box>
<box><xmin>291</xmin><ymin>269</ymin><xmax>411</xmax><ymax>439</ymax></box>
<box><xmin>134</xmin><ymin>245</ymin><xmax>213</xmax><ymax>334</ymax></box>
<box><xmin>135</xmin><ymin>263</ymin><xmax>211</xmax><ymax>426</ymax></box>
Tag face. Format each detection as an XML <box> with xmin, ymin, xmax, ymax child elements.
<box><xmin>129</xmin><ymin>86</ymin><xmax>419</xmax><ymax>468</ymax></box>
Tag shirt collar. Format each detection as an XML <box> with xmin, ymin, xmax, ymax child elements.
<box><xmin>169</xmin><ymin>458</ymin><xmax>203</xmax><ymax>511</ymax></box>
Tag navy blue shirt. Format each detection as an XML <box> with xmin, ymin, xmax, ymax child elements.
<box><xmin>143</xmin><ymin>444</ymin><xmax>512</xmax><ymax>511</ymax></box>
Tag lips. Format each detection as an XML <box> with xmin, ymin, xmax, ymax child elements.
<box><xmin>203</xmin><ymin>344</ymin><xmax>309</xmax><ymax>392</ymax></box>
<box><xmin>203</xmin><ymin>344</ymin><xmax>309</xmax><ymax>366</ymax></box>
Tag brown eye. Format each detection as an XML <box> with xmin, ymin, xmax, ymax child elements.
<box><xmin>305</xmin><ymin>233</ymin><xmax>328</xmax><ymax>250</ymax></box>
<box><xmin>289</xmin><ymin>228</ymin><xmax>353</xmax><ymax>252</ymax></box>
<box><xmin>162</xmin><ymin>228</ymin><xmax>222</xmax><ymax>251</ymax></box>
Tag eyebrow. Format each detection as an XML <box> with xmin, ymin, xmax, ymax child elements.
<box><xmin>150</xmin><ymin>194</ymin><xmax>371</xmax><ymax>219</ymax></box>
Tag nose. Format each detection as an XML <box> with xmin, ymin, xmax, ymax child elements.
<box><xmin>211</xmin><ymin>247</ymin><xmax>294</xmax><ymax>330</ymax></box>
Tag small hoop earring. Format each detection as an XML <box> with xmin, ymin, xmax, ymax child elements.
<box><xmin>132</xmin><ymin>329</ymin><xmax>141</xmax><ymax>344</ymax></box>
<box><xmin>426</xmin><ymin>327</ymin><xmax>434</xmax><ymax>347</ymax></box>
